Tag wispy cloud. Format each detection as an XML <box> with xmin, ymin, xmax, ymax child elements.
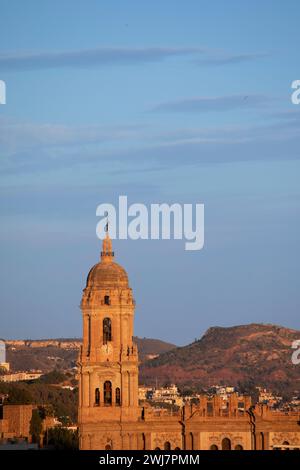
<box><xmin>195</xmin><ymin>52</ymin><xmax>269</xmax><ymax>66</ymax></box>
<box><xmin>0</xmin><ymin>118</ymin><xmax>143</xmax><ymax>156</ymax></box>
<box><xmin>0</xmin><ymin>46</ymin><xmax>205</xmax><ymax>72</ymax></box>
<box><xmin>1</xmin><ymin>113</ymin><xmax>299</xmax><ymax>176</ymax></box>
<box><xmin>119</xmin><ymin>133</ymin><xmax>300</xmax><ymax>168</ymax></box>
<box><xmin>152</xmin><ymin>94</ymin><xmax>272</xmax><ymax>113</ymax></box>
<box><xmin>0</xmin><ymin>46</ymin><xmax>269</xmax><ymax>72</ymax></box>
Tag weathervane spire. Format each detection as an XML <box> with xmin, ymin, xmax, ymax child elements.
<box><xmin>101</xmin><ymin>216</ymin><xmax>114</xmax><ymax>262</ymax></box>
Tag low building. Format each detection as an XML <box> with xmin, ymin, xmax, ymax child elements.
<box><xmin>257</xmin><ymin>387</ymin><xmax>283</xmax><ymax>407</ymax></box>
<box><xmin>152</xmin><ymin>385</ymin><xmax>181</xmax><ymax>405</ymax></box>
<box><xmin>0</xmin><ymin>404</ymin><xmax>59</xmax><ymax>443</ymax></box>
<box><xmin>138</xmin><ymin>386</ymin><xmax>153</xmax><ymax>401</ymax></box>
<box><xmin>0</xmin><ymin>372</ymin><xmax>43</xmax><ymax>383</ymax></box>
<box><xmin>0</xmin><ymin>404</ymin><xmax>36</xmax><ymax>440</ymax></box>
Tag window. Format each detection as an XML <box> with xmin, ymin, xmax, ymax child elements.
<box><xmin>222</xmin><ymin>438</ymin><xmax>231</xmax><ymax>450</ymax></box>
<box><xmin>164</xmin><ymin>442</ymin><xmax>171</xmax><ymax>450</ymax></box>
<box><xmin>115</xmin><ymin>387</ymin><xmax>121</xmax><ymax>406</ymax></box>
<box><xmin>104</xmin><ymin>381</ymin><xmax>112</xmax><ymax>405</ymax></box>
<box><xmin>235</xmin><ymin>444</ymin><xmax>243</xmax><ymax>450</ymax></box>
<box><xmin>207</xmin><ymin>402</ymin><xmax>213</xmax><ymax>415</ymax></box>
<box><xmin>210</xmin><ymin>444</ymin><xmax>218</xmax><ymax>450</ymax></box>
<box><xmin>104</xmin><ymin>295</ymin><xmax>110</xmax><ymax>305</ymax></box>
<box><xmin>95</xmin><ymin>388</ymin><xmax>100</xmax><ymax>406</ymax></box>
<box><xmin>103</xmin><ymin>317</ymin><xmax>112</xmax><ymax>344</ymax></box>
<box><xmin>282</xmin><ymin>441</ymin><xmax>290</xmax><ymax>450</ymax></box>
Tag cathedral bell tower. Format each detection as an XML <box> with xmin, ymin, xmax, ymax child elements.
<box><xmin>78</xmin><ymin>233</ymin><xmax>139</xmax><ymax>450</ymax></box>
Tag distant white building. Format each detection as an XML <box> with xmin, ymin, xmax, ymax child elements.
<box><xmin>0</xmin><ymin>372</ymin><xmax>42</xmax><ymax>383</ymax></box>
<box><xmin>0</xmin><ymin>340</ymin><xmax>6</xmax><ymax>363</ymax></box>
<box><xmin>151</xmin><ymin>385</ymin><xmax>183</xmax><ymax>407</ymax></box>
<box><xmin>0</xmin><ymin>340</ymin><xmax>10</xmax><ymax>371</ymax></box>
<box><xmin>138</xmin><ymin>386</ymin><xmax>153</xmax><ymax>401</ymax></box>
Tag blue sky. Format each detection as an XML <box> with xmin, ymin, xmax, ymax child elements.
<box><xmin>0</xmin><ymin>0</ymin><xmax>299</xmax><ymax>344</ymax></box>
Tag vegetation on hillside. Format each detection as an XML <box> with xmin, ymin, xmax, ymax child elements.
<box><xmin>0</xmin><ymin>371</ymin><xmax>78</xmax><ymax>423</ymax></box>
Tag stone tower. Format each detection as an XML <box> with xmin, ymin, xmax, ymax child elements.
<box><xmin>78</xmin><ymin>233</ymin><xmax>139</xmax><ymax>450</ymax></box>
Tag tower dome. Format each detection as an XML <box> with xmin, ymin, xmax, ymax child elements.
<box><xmin>86</xmin><ymin>233</ymin><xmax>129</xmax><ymax>288</ymax></box>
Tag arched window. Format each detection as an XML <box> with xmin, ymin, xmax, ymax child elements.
<box><xmin>104</xmin><ymin>295</ymin><xmax>110</xmax><ymax>305</ymax></box>
<box><xmin>235</xmin><ymin>444</ymin><xmax>243</xmax><ymax>450</ymax></box>
<box><xmin>164</xmin><ymin>441</ymin><xmax>171</xmax><ymax>450</ymax></box>
<box><xmin>95</xmin><ymin>388</ymin><xmax>100</xmax><ymax>406</ymax></box>
<box><xmin>104</xmin><ymin>381</ymin><xmax>112</xmax><ymax>405</ymax></box>
<box><xmin>103</xmin><ymin>318</ymin><xmax>112</xmax><ymax>344</ymax></box>
<box><xmin>210</xmin><ymin>444</ymin><xmax>218</xmax><ymax>450</ymax></box>
<box><xmin>154</xmin><ymin>447</ymin><xmax>161</xmax><ymax>450</ymax></box>
<box><xmin>115</xmin><ymin>387</ymin><xmax>121</xmax><ymax>406</ymax></box>
<box><xmin>105</xmin><ymin>444</ymin><xmax>112</xmax><ymax>450</ymax></box>
<box><xmin>222</xmin><ymin>438</ymin><xmax>231</xmax><ymax>450</ymax></box>
<box><xmin>174</xmin><ymin>447</ymin><xmax>180</xmax><ymax>450</ymax></box>
<box><xmin>282</xmin><ymin>441</ymin><xmax>290</xmax><ymax>450</ymax></box>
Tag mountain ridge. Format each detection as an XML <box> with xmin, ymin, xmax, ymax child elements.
<box><xmin>139</xmin><ymin>323</ymin><xmax>300</xmax><ymax>396</ymax></box>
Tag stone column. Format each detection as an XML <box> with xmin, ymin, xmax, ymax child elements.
<box><xmin>128</xmin><ymin>372</ymin><xmax>132</xmax><ymax>406</ymax></box>
<box><xmin>89</xmin><ymin>314</ymin><xmax>93</xmax><ymax>360</ymax></box>
<box><xmin>83</xmin><ymin>373</ymin><xmax>90</xmax><ymax>407</ymax></box>
<box><xmin>122</xmin><ymin>371</ymin><xmax>129</xmax><ymax>406</ymax></box>
<box><xmin>144</xmin><ymin>432</ymin><xmax>151</xmax><ymax>450</ymax></box>
<box><xmin>115</xmin><ymin>313</ymin><xmax>121</xmax><ymax>361</ymax></box>
<box><xmin>264</xmin><ymin>432</ymin><xmax>270</xmax><ymax>450</ymax></box>
<box><xmin>132</xmin><ymin>371</ymin><xmax>138</xmax><ymax>407</ymax></box>
<box><xmin>78</xmin><ymin>371</ymin><xmax>82</xmax><ymax>408</ymax></box>
<box><xmin>122</xmin><ymin>433</ymin><xmax>130</xmax><ymax>450</ymax></box>
<box><xmin>89</xmin><ymin>372</ymin><xmax>95</xmax><ymax>407</ymax></box>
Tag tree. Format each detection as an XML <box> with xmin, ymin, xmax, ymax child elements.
<box><xmin>47</xmin><ymin>427</ymin><xmax>79</xmax><ymax>450</ymax></box>
<box><xmin>37</xmin><ymin>370</ymin><xmax>66</xmax><ymax>384</ymax></box>
<box><xmin>30</xmin><ymin>409</ymin><xmax>43</xmax><ymax>444</ymax></box>
<box><xmin>6</xmin><ymin>386</ymin><xmax>33</xmax><ymax>404</ymax></box>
